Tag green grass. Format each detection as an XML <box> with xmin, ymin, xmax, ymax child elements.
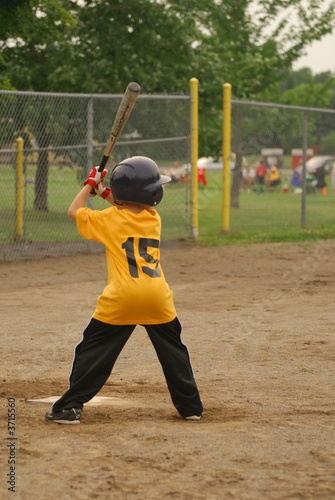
<box><xmin>194</xmin><ymin>172</ymin><xmax>335</xmax><ymax>245</ymax></box>
<box><xmin>0</xmin><ymin>164</ymin><xmax>84</xmax><ymax>242</ymax></box>
<box><xmin>1</xmin><ymin>164</ymin><xmax>335</xmax><ymax>247</ymax></box>
<box><xmin>0</xmin><ymin>163</ymin><xmax>189</xmax><ymax>243</ymax></box>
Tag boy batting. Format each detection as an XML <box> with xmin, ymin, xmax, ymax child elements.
<box><xmin>45</xmin><ymin>156</ymin><xmax>203</xmax><ymax>424</ymax></box>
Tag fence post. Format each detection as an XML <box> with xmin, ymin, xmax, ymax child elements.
<box><xmin>222</xmin><ymin>83</ymin><xmax>231</xmax><ymax>233</ymax></box>
<box><xmin>87</xmin><ymin>97</ymin><xmax>94</xmax><ymax>251</ymax></box>
<box><xmin>301</xmin><ymin>111</ymin><xmax>308</xmax><ymax>229</ymax></box>
<box><xmin>190</xmin><ymin>77</ymin><xmax>199</xmax><ymax>239</ymax></box>
<box><xmin>14</xmin><ymin>137</ymin><xmax>24</xmax><ymax>242</ymax></box>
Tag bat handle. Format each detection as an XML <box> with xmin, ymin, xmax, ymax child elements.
<box><xmin>98</xmin><ymin>155</ymin><xmax>109</xmax><ymax>173</ymax></box>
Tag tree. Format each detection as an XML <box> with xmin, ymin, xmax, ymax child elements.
<box><xmin>1</xmin><ymin>0</ymin><xmax>77</xmax><ymax>210</ymax></box>
<box><xmin>0</xmin><ymin>0</ymin><xmax>37</xmax><ymax>41</ymax></box>
<box><xmin>188</xmin><ymin>0</ymin><xmax>335</xmax><ymax>206</ymax></box>
<box><xmin>2</xmin><ymin>0</ymin><xmax>77</xmax><ymax>93</ymax></box>
<box><xmin>68</xmin><ymin>0</ymin><xmax>201</xmax><ymax>94</ymax></box>
<box><xmin>279</xmin><ymin>75</ymin><xmax>335</xmax><ymax>149</ymax></box>
<box><xmin>321</xmin><ymin>131</ymin><xmax>335</xmax><ymax>154</ymax></box>
<box><xmin>0</xmin><ymin>0</ymin><xmax>36</xmax><ymax>88</ymax></box>
<box><xmin>1</xmin><ymin>0</ymin><xmax>334</xmax><ymax>210</ymax></box>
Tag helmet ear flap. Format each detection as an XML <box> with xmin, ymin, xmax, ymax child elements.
<box><xmin>109</xmin><ymin>188</ymin><xmax>123</xmax><ymax>206</ymax></box>
<box><xmin>149</xmin><ymin>185</ymin><xmax>163</xmax><ymax>206</ymax></box>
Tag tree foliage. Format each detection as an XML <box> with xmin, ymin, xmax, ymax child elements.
<box><xmin>189</xmin><ymin>0</ymin><xmax>335</xmax><ymax>155</ymax></box>
<box><xmin>0</xmin><ymin>0</ymin><xmax>37</xmax><ymax>41</ymax></box>
<box><xmin>2</xmin><ymin>0</ymin><xmax>334</xmax><ymax>101</ymax></box>
<box><xmin>71</xmin><ymin>0</ymin><xmax>200</xmax><ymax>94</ymax></box>
<box><xmin>1</xmin><ymin>0</ymin><xmax>334</xmax><ymax>209</ymax></box>
<box><xmin>0</xmin><ymin>0</ymin><xmax>77</xmax><ymax>92</ymax></box>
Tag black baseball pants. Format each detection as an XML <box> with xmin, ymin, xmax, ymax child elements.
<box><xmin>52</xmin><ymin>317</ymin><xmax>203</xmax><ymax>418</ymax></box>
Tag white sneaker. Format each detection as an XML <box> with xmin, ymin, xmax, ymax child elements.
<box><xmin>184</xmin><ymin>415</ymin><xmax>201</xmax><ymax>421</ymax></box>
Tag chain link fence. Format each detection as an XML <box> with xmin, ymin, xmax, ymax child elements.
<box><xmin>0</xmin><ymin>90</ymin><xmax>191</xmax><ymax>261</ymax></box>
<box><xmin>202</xmin><ymin>100</ymin><xmax>335</xmax><ymax>234</ymax></box>
<box><xmin>2</xmin><ymin>90</ymin><xmax>335</xmax><ymax>261</ymax></box>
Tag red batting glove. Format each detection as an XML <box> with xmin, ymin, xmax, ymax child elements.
<box><xmin>94</xmin><ymin>182</ymin><xmax>111</xmax><ymax>199</ymax></box>
<box><xmin>84</xmin><ymin>167</ymin><xmax>108</xmax><ymax>189</ymax></box>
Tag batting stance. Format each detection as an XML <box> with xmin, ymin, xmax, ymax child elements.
<box><xmin>45</xmin><ymin>156</ymin><xmax>203</xmax><ymax>424</ymax></box>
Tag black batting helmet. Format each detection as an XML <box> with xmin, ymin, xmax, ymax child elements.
<box><xmin>110</xmin><ymin>156</ymin><xmax>171</xmax><ymax>206</ymax></box>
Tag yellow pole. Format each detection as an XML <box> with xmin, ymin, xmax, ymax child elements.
<box><xmin>15</xmin><ymin>137</ymin><xmax>24</xmax><ymax>241</ymax></box>
<box><xmin>222</xmin><ymin>83</ymin><xmax>231</xmax><ymax>233</ymax></box>
<box><xmin>190</xmin><ymin>77</ymin><xmax>198</xmax><ymax>238</ymax></box>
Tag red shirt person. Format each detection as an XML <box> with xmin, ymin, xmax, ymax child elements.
<box><xmin>255</xmin><ymin>162</ymin><xmax>268</xmax><ymax>185</ymax></box>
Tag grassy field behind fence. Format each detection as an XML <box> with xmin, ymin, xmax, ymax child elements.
<box><xmin>1</xmin><ymin>164</ymin><xmax>335</xmax><ymax>246</ymax></box>
<box><xmin>198</xmin><ymin>171</ymin><xmax>335</xmax><ymax>245</ymax></box>
<box><xmin>0</xmin><ymin>164</ymin><xmax>189</xmax><ymax>243</ymax></box>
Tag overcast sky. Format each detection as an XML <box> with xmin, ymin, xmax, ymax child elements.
<box><xmin>292</xmin><ymin>30</ymin><xmax>335</xmax><ymax>74</ymax></box>
<box><xmin>247</xmin><ymin>0</ymin><xmax>334</xmax><ymax>75</ymax></box>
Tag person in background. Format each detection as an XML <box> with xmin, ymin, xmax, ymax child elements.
<box><xmin>240</xmin><ymin>164</ymin><xmax>255</xmax><ymax>192</ymax></box>
<box><xmin>171</xmin><ymin>161</ymin><xmax>187</xmax><ymax>184</ymax></box>
<box><xmin>197</xmin><ymin>166</ymin><xmax>208</xmax><ymax>186</ymax></box>
<box><xmin>255</xmin><ymin>160</ymin><xmax>268</xmax><ymax>186</ymax></box>
<box><xmin>266</xmin><ymin>166</ymin><xmax>281</xmax><ymax>191</ymax></box>
<box><xmin>291</xmin><ymin>169</ymin><xmax>301</xmax><ymax>187</ymax></box>
<box><xmin>331</xmin><ymin>161</ymin><xmax>335</xmax><ymax>193</ymax></box>
<box><xmin>163</xmin><ymin>161</ymin><xmax>187</xmax><ymax>184</ymax></box>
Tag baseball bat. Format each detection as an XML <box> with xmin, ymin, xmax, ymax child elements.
<box><xmin>98</xmin><ymin>82</ymin><xmax>141</xmax><ymax>172</ymax></box>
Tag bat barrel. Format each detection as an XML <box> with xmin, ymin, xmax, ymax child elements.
<box><xmin>128</xmin><ymin>82</ymin><xmax>141</xmax><ymax>93</ymax></box>
<box><xmin>98</xmin><ymin>82</ymin><xmax>141</xmax><ymax>172</ymax></box>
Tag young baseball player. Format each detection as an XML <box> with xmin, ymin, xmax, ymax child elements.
<box><xmin>45</xmin><ymin>156</ymin><xmax>203</xmax><ymax>424</ymax></box>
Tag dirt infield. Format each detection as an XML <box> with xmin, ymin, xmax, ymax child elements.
<box><xmin>1</xmin><ymin>240</ymin><xmax>335</xmax><ymax>499</ymax></box>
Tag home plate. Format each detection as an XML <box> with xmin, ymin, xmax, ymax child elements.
<box><xmin>26</xmin><ymin>396</ymin><xmax>130</xmax><ymax>406</ymax></box>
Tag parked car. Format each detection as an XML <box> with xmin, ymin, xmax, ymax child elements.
<box><xmin>298</xmin><ymin>156</ymin><xmax>335</xmax><ymax>188</ymax></box>
<box><xmin>305</xmin><ymin>156</ymin><xmax>335</xmax><ymax>175</ymax></box>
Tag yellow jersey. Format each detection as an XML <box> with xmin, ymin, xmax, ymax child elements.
<box><xmin>269</xmin><ymin>167</ymin><xmax>280</xmax><ymax>182</ymax></box>
<box><xmin>76</xmin><ymin>206</ymin><xmax>176</xmax><ymax>325</ymax></box>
